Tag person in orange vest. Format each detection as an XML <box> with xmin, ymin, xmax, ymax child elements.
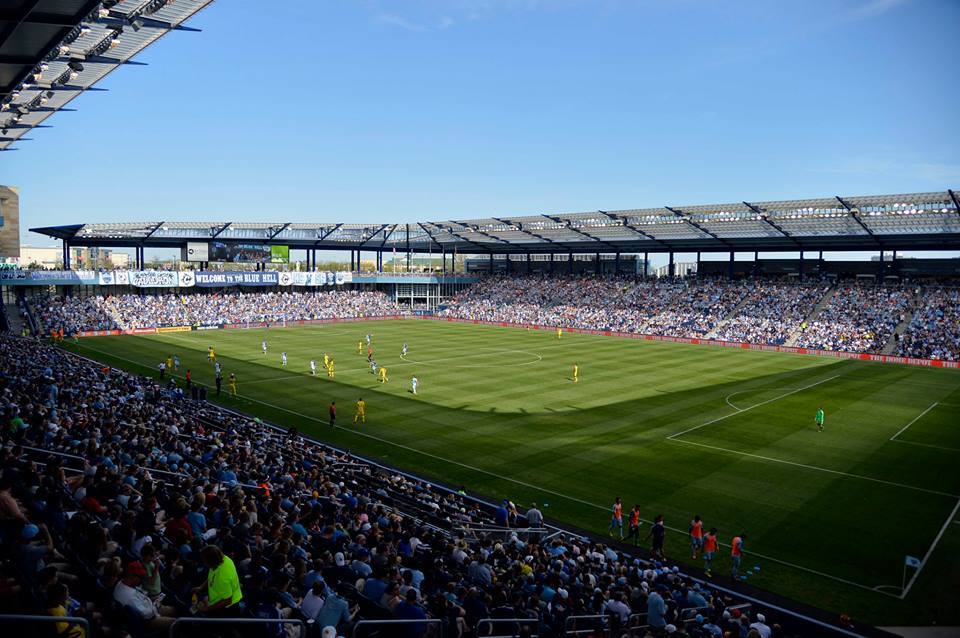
<box><xmin>730</xmin><ymin>532</ymin><xmax>747</xmax><ymax>579</ymax></box>
<box><xmin>689</xmin><ymin>514</ymin><xmax>704</xmax><ymax>560</ymax></box>
<box><xmin>185</xmin><ymin>369</ymin><xmax>192</xmax><ymax>388</ymax></box>
<box><xmin>608</xmin><ymin>497</ymin><xmax>623</xmax><ymax>540</ymax></box>
<box><xmin>702</xmin><ymin>527</ymin><xmax>718</xmax><ymax>577</ymax></box>
<box><xmin>626</xmin><ymin>505</ymin><xmax>642</xmax><ymax>546</ymax></box>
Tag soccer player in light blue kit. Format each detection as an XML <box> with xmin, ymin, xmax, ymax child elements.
<box><xmin>281</xmin><ymin>352</ymin><xmax>287</xmax><ymax>368</ymax></box>
<box><xmin>411</xmin><ymin>376</ymin><xmax>418</xmax><ymax>395</ymax></box>
<box><xmin>401</xmin><ymin>342</ymin><xmax>408</xmax><ymax>356</ymax></box>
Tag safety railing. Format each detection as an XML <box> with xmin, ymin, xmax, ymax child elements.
<box><xmin>564</xmin><ymin>613</ymin><xmax>610</xmax><ymax>636</ymax></box>
<box><xmin>353</xmin><ymin>617</ymin><xmax>442</xmax><ymax>637</ymax></box>
<box><xmin>627</xmin><ymin>612</ymin><xmax>648</xmax><ymax>636</ymax></box>
<box><xmin>170</xmin><ymin>616</ymin><xmax>307</xmax><ymax>637</ymax></box>
<box><xmin>0</xmin><ymin>614</ymin><xmax>91</xmax><ymax>636</ymax></box>
<box><xmin>476</xmin><ymin>616</ymin><xmax>539</xmax><ymax>637</ymax></box>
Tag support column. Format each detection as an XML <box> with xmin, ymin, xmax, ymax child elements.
<box><xmin>568</xmin><ymin>251</ymin><xmax>574</xmax><ymax>275</ymax></box>
<box><xmin>441</xmin><ymin>249</ymin><xmax>446</xmax><ymax>276</ymax></box>
<box><xmin>878</xmin><ymin>250</ymin><xmax>884</xmax><ymax>280</ymax></box>
<box><xmin>527</xmin><ymin>252</ymin><xmax>532</xmax><ymax>273</ymax></box>
<box><xmin>728</xmin><ymin>251</ymin><xmax>735</xmax><ymax>279</ymax></box>
<box><xmin>753</xmin><ymin>251</ymin><xmax>760</xmax><ymax>277</ymax></box>
<box><xmin>696</xmin><ymin>252</ymin><xmax>701</xmax><ymax>278</ymax></box>
<box><xmin>892</xmin><ymin>250</ymin><xmax>898</xmax><ymax>278</ymax></box>
<box><xmin>668</xmin><ymin>252</ymin><xmax>675</xmax><ymax>278</ymax></box>
<box><xmin>643</xmin><ymin>252</ymin><xmax>649</xmax><ymax>279</ymax></box>
<box><xmin>489</xmin><ymin>253</ymin><xmax>494</xmax><ymax>274</ymax></box>
<box><xmin>595</xmin><ymin>252</ymin><xmax>601</xmax><ymax>275</ymax></box>
<box><xmin>614</xmin><ymin>252</ymin><xmax>620</xmax><ymax>276</ymax></box>
<box><xmin>799</xmin><ymin>251</ymin><xmax>804</xmax><ymax>281</ymax></box>
<box><xmin>549</xmin><ymin>252</ymin><xmax>554</xmax><ymax>273</ymax></box>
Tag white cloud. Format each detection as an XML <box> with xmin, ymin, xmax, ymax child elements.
<box><xmin>377</xmin><ymin>13</ymin><xmax>430</xmax><ymax>31</ymax></box>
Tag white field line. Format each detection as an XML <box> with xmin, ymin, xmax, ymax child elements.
<box><xmin>73</xmin><ymin>342</ymin><xmax>904</xmax><ymax>597</ymax></box>
<box><xmin>667</xmin><ymin>375</ymin><xmax>840</xmax><ymax>440</ymax></box>
<box><xmin>668</xmin><ymin>438</ymin><xmax>959</xmax><ymax>498</ymax></box>
<box><xmin>889</xmin><ymin>402</ymin><xmax>939</xmax><ymax>442</ymax></box>
<box><xmin>900</xmin><ymin>497</ymin><xmax>960</xmax><ymax>599</ymax></box>
<box><xmin>724</xmin><ymin>392</ymin><xmax>746</xmax><ymax>411</ymax></box>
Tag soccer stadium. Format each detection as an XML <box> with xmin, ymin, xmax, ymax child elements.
<box><xmin>1</xmin><ymin>2</ymin><xmax>959</xmax><ymax>638</ymax></box>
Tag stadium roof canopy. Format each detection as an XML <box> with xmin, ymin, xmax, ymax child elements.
<box><xmin>32</xmin><ymin>190</ymin><xmax>960</xmax><ymax>255</ymax></box>
<box><xmin>0</xmin><ymin>0</ymin><xmax>212</xmax><ymax>151</ymax></box>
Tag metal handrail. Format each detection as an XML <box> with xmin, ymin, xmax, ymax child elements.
<box><xmin>170</xmin><ymin>616</ymin><xmax>307</xmax><ymax>637</ymax></box>
<box><xmin>563</xmin><ymin>613</ymin><xmax>610</xmax><ymax>636</ymax></box>
<box><xmin>476</xmin><ymin>616</ymin><xmax>539</xmax><ymax>637</ymax></box>
<box><xmin>0</xmin><ymin>614</ymin><xmax>91</xmax><ymax>636</ymax></box>
<box><xmin>353</xmin><ymin>617</ymin><xmax>442</xmax><ymax>637</ymax></box>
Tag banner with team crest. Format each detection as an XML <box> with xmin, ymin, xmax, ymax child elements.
<box><xmin>128</xmin><ymin>270</ymin><xmax>180</xmax><ymax>288</ymax></box>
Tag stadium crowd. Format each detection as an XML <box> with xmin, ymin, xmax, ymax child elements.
<box><xmin>0</xmin><ymin>333</ymin><xmax>787</xmax><ymax>638</ymax></box>
<box><xmin>32</xmin><ymin>291</ymin><xmax>400</xmax><ymax>333</ymax></box>
<box><xmin>27</xmin><ymin>275</ymin><xmax>960</xmax><ymax>359</ymax></box>
<box><xmin>712</xmin><ymin>283</ymin><xmax>829</xmax><ymax>346</ymax></box>
<box><xmin>794</xmin><ymin>285</ymin><xmax>911</xmax><ymax>353</ymax></box>
<box><xmin>436</xmin><ymin>275</ymin><xmax>752</xmax><ymax>338</ymax></box>
<box><xmin>895</xmin><ymin>287</ymin><xmax>960</xmax><ymax>361</ymax></box>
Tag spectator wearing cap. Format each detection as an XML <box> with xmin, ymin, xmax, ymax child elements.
<box><xmin>113</xmin><ymin>561</ymin><xmax>177</xmax><ymax>632</ymax></box>
<box><xmin>750</xmin><ymin>612</ymin><xmax>772</xmax><ymax>638</ymax></box>
<box><xmin>18</xmin><ymin>522</ymin><xmax>77</xmax><ymax>587</ymax></box>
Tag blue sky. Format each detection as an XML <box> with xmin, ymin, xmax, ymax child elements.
<box><xmin>3</xmin><ymin>0</ymin><xmax>959</xmax><ymax>263</ymax></box>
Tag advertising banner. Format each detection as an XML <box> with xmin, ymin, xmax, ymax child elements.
<box><xmin>194</xmin><ymin>271</ymin><xmax>280</xmax><ymax>287</ymax></box>
<box><xmin>128</xmin><ymin>271</ymin><xmax>180</xmax><ymax>288</ymax></box>
<box><xmin>157</xmin><ymin>326</ymin><xmax>192</xmax><ymax>333</ymax></box>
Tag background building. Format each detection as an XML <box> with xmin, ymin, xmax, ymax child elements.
<box><xmin>19</xmin><ymin>246</ymin><xmax>129</xmax><ymax>270</ymax></box>
<box><xmin>0</xmin><ymin>186</ymin><xmax>20</xmax><ymax>262</ymax></box>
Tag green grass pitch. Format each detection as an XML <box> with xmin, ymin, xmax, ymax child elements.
<box><xmin>63</xmin><ymin>319</ymin><xmax>960</xmax><ymax>626</ymax></box>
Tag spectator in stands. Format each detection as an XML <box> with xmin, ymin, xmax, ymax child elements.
<box><xmin>195</xmin><ymin>545</ymin><xmax>242</xmax><ymax>616</ymax></box>
<box><xmin>113</xmin><ymin>560</ymin><xmax>177</xmax><ymax>633</ymax></box>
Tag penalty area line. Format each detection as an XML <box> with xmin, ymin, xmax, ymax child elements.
<box><xmin>667</xmin><ymin>438</ymin><xmax>959</xmax><ymax>498</ymax></box>
<box><xmin>667</xmin><ymin>374</ymin><xmax>840</xmax><ymax>440</ymax></box>
<box><xmin>69</xmin><ymin>343</ymin><xmax>896</xmax><ymax>598</ymax></box>
<box><xmin>889</xmin><ymin>401</ymin><xmax>939</xmax><ymax>442</ymax></box>
<box><xmin>900</xmin><ymin>496</ymin><xmax>960</xmax><ymax>599</ymax></box>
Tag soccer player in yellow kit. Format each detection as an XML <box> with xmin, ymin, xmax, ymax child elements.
<box><xmin>327</xmin><ymin>359</ymin><xmax>335</xmax><ymax>378</ymax></box>
<box><xmin>227</xmin><ymin>373</ymin><xmax>237</xmax><ymax>396</ymax></box>
<box><xmin>357</xmin><ymin>340</ymin><xmax>364</xmax><ymax>355</ymax></box>
<box><xmin>572</xmin><ymin>363</ymin><xmax>579</xmax><ymax>383</ymax></box>
<box><xmin>207</xmin><ymin>346</ymin><xmax>216</xmax><ymax>363</ymax></box>
<box><xmin>354</xmin><ymin>398</ymin><xmax>366</xmax><ymax>423</ymax></box>
<box><xmin>323</xmin><ymin>353</ymin><xmax>330</xmax><ymax>369</ymax></box>
<box><xmin>378</xmin><ymin>366</ymin><xmax>388</xmax><ymax>384</ymax></box>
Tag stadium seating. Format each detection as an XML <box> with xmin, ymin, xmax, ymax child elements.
<box><xmin>0</xmin><ymin>333</ymin><xmax>783</xmax><ymax>637</ymax></box>
<box><xmin>28</xmin><ymin>277</ymin><xmax>960</xmax><ymax>361</ymax></box>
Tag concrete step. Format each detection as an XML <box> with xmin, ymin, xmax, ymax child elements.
<box><xmin>785</xmin><ymin>286</ymin><xmax>836</xmax><ymax>346</ymax></box>
<box><xmin>705</xmin><ymin>289</ymin><xmax>754</xmax><ymax>339</ymax></box>
<box><xmin>4</xmin><ymin>302</ymin><xmax>26</xmax><ymax>335</ymax></box>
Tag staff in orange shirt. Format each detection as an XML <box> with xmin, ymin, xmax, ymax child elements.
<box><xmin>689</xmin><ymin>514</ymin><xmax>704</xmax><ymax>559</ymax></box>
